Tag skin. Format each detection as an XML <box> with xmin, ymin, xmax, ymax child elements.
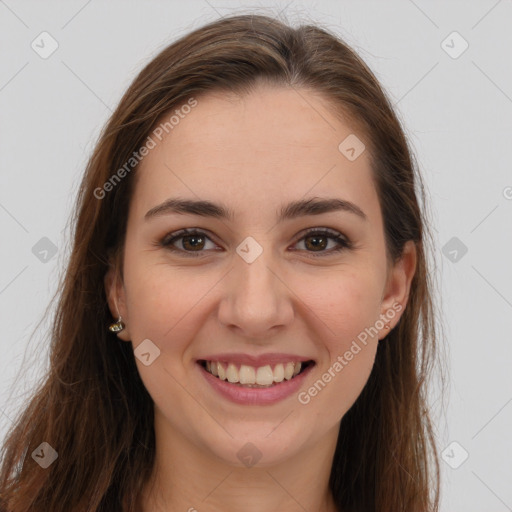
<box><xmin>105</xmin><ymin>84</ymin><xmax>416</xmax><ymax>512</ymax></box>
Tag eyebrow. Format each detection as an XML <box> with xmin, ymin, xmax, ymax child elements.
<box><xmin>144</xmin><ymin>196</ymin><xmax>367</xmax><ymax>222</ymax></box>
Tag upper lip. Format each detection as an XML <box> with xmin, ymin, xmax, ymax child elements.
<box><xmin>197</xmin><ymin>353</ymin><xmax>314</xmax><ymax>367</ymax></box>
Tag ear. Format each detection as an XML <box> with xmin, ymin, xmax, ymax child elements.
<box><xmin>378</xmin><ymin>240</ymin><xmax>417</xmax><ymax>340</ymax></box>
<box><xmin>104</xmin><ymin>262</ymin><xmax>131</xmax><ymax>342</ymax></box>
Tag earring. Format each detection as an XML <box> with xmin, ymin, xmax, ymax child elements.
<box><xmin>108</xmin><ymin>315</ymin><xmax>125</xmax><ymax>333</ymax></box>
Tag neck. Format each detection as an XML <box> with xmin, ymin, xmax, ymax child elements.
<box><xmin>138</xmin><ymin>411</ymin><xmax>341</xmax><ymax>512</ymax></box>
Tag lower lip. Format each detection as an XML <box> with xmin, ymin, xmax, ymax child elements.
<box><xmin>197</xmin><ymin>362</ymin><xmax>315</xmax><ymax>405</ymax></box>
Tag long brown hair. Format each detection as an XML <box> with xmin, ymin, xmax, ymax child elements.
<box><xmin>0</xmin><ymin>13</ymin><xmax>444</xmax><ymax>511</ymax></box>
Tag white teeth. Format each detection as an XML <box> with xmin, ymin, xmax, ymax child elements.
<box><xmin>217</xmin><ymin>362</ymin><xmax>226</xmax><ymax>380</ymax></box>
<box><xmin>226</xmin><ymin>363</ymin><xmax>238</xmax><ymax>383</ymax></box>
<box><xmin>239</xmin><ymin>364</ymin><xmax>256</xmax><ymax>384</ymax></box>
<box><xmin>256</xmin><ymin>365</ymin><xmax>274</xmax><ymax>386</ymax></box>
<box><xmin>273</xmin><ymin>363</ymin><xmax>284</xmax><ymax>383</ymax></box>
<box><xmin>204</xmin><ymin>360</ymin><xmax>305</xmax><ymax>384</ymax></box>
<box><xmin>284</xmin><ymin>362</ymin><xmax>295</xmax><ymax>380</ymax></box>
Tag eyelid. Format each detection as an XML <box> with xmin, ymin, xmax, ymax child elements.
<box><xmin>160</xmin><ymin>228</ymin><xmax>215</xmax><ymax>246</ymax></box>
<box><xmin>158</xmin><ymin>226</ymin><xmax>353</xmax><ymax>257</ymax></box>
<box><xmin>291</xmin><ymin>227</ymin><xmax>353</xmax><ymax>255</ymax></box>
<box><xmin>299</xmin><ymin>226</ymin><xmax>350</xmax><ymax>243</ymax></box>
<box><xmin>159</xmin><ymin>228</ymin><xmax>220</xmax><ymax>256</ymax></box>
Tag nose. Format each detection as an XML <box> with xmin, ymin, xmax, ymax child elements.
<box><xmin>217</xmin><ymin>250</ymin><xmax>294</xmax><ymax>339</ymax></box>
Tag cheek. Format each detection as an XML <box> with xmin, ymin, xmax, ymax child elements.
<box><xmin>297</xmin><ymin>267</ymin><xmax>383</xmax><ymax>342</ymax></box>
<box><xmin>122</xmin><ymin>248</ymin><xmax>218</xmax><ymax>347</ymax></box>
<box><xmin>292</xmin><ymin>270</ymin><xmax>382</xmax><ymax>413</ymax></box>
<box><xmin>121</xmin><ymin>262</ymin><xmax>215</xmax><ymax>402</ymax></box>
<box><xmin>124</xmin><ymin>240</ymin><xmax>210</xmax><ymax>346</ymax></box>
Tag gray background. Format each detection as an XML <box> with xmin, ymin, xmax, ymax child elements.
<box><xmin>1</xmin><ymin>1</ymin><xmax>511</xmax><ymax>510</ymax></box>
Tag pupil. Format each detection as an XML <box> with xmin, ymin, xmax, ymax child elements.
<box><xmin>306</xmin><ymin>235</ymin><xmax>326</xmax><ymax>251</ymax></box>
<box><xmin>184</xmin><ymin>235</ymin><xmax>204</xmax><ymax>250</ymax></box>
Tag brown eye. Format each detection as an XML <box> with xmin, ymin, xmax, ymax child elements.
<box><xmin>180</xmin><ymin>234</ymin><xmax>206</xmax><ymax>251</ymax></box>
<box><xmin>161</xmin><ymin>229</ymin><xmax>216</xmax><ymax>257</ymax></box>
<box><xmin>304</xmin><ymin>233</ymin><xmax>329</xmax><ymax>251</ymax></box>
<box><xmin>160</xmin><ymin>227</ymin><xmax>352</xmax><ymax>258</ymax></box>
<box><xmin>293</xmin><ymin>229</ymin><xmax>352</xmax><ymax>257</ymax></box>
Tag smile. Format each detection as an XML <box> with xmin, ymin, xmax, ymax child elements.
<box><xmin>200</xmin><ymin>360</ymin><xmax>313</xmax><ymax>387</ymax></box>
<box><xmin>197</xmin><ymin>359</ymin><xmax>316</xmax><ymax>405</ymax></box>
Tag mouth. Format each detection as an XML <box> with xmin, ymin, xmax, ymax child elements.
<box><xmin>197</xmin><ymin>359</ymin><xmax>315</xmax><ymax>388</ymax></box>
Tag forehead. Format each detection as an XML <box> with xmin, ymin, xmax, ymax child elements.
<box><xmin>133</xmin><ymin>84</ymin><xmax>379</xmax><ymax>224</ymax></box>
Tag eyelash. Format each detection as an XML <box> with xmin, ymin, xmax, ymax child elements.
<box><xmin>158</xmin><ymin>227</ymin><xmax>353</xmax><ymax>258</ymax></box>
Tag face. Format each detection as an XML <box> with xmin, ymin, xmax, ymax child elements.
<box><xmin>106</xmin><ymin>84</ymin><xmax>415</xmax><ymax>468</ymax></box>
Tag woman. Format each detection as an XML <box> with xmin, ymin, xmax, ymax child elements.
<box><xmin>0</xmin><ymin>13</ymin><xmax>442</xmax><ymax>512</ymax></box>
